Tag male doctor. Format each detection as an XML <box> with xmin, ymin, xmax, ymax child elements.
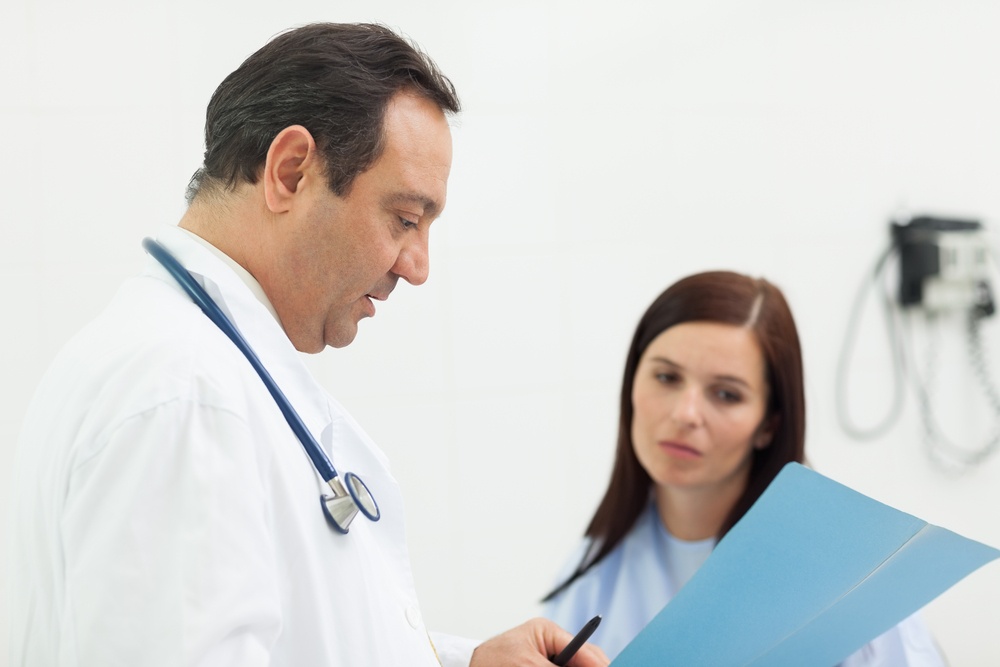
<box><xmin>8</xmin><ymin>22</ymin><xmax>608</xmax><ymax>667</ymax></box>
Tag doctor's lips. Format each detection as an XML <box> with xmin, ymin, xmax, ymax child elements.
<box><xmin>362</xmin><ymin>291</ymin><xmax>389</xmax><ymax>317</ymax></box>
<box><xmin>658</xmin><ymin>440</ymin><xmax>703</xmax><ymax>459</ymax></box>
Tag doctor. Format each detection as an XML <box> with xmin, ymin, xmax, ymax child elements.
<box><xmin>8</xmin><ymin>23</ymin><xmax>607</xmax><ymax>667</ymax></box>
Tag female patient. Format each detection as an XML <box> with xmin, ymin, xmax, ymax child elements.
<box><xmin>542</xmin><ymin>270</ymin><xmax>943</xmax><ymax>665</ymax></box>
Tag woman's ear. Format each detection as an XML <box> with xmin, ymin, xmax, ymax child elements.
<box><xmin>753</xmin><ymin>414</ymin><xmax>780</xmax><ymax>450</ymax></box>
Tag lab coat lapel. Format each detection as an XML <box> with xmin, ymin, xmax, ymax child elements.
<box><xmin>148</xmin><ymin>226</ymin><xmax>340</xmax><ymax>465</ymax></box>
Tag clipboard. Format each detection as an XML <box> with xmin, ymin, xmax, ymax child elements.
<box><xmin>611</xmin><ymin>463</ymin><xmax>1000</xmax><ymax>666</ymax></box>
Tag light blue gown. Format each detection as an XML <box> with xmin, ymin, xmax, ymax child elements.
<box><xmin>543</xmin><ymin>503</ymin><xmax>946</xmax><ymax>665</ymax></box>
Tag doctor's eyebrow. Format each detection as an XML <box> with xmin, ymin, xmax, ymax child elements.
<box><xmin>385</xmin><ymin>192</ymin><xmax>441</xmax><ymax>219</ymax></box>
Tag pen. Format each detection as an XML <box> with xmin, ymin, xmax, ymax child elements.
<box><xmin>550</xmin><ymin>614</ymin><xmax>602</xmax><ymax>666</ymax></box>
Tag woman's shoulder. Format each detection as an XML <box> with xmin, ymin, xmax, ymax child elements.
<box><xmin>542</xmin><ymin>536</ymin><xmax>622</xmax><ymax>637</ymax></box>
<box><xmin>543</xmin><ymin>504</ymin><xmax>679</xmax><ymax>659</ymax></box>
<box><xmin>543</xmin><ymin>504</ymin><xmax>664</xmax><ymax>619</ymax></box>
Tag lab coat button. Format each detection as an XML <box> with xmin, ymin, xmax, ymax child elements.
<box><xmin>405</xmin><ymin>605</ymin><xmax>422</xmax><ymax>629</ymax></box>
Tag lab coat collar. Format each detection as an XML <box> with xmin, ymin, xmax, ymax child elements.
<box><xmin>147</xmin><ymin>225</ymin><xmax>337</xmax><ymax>451</ymax></box>
<box><xmin>174</xmin><ymin>226</ymin><xmax>283</xmax><ymax>325</ymax></box>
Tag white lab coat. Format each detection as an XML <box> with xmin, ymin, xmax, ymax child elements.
<box><xmin>544</xmin><ymin>502</ymin><xmax>946</xmax><ymax>666</ymax></box>
<box><xmin>8</xmin><ymin>225</ymin><xmax>477</xmax><ymax>666</ymax></box>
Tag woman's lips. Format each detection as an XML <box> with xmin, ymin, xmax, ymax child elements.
<box><xmin>659</xmin><ymin>441</ymin><xmax>703</xmax><ymax>460</ymax></box>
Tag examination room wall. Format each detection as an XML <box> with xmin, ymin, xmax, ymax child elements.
<box><xmin>3</xmin><ymin>0</ymin><xmax>1000</xmax><ymax>664</ymax></box>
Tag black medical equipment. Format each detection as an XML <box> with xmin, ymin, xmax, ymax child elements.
<box><xmin>835</xmin><ymin>215</ymin><xmax>1000</xmax><ymax>471</ymax></box>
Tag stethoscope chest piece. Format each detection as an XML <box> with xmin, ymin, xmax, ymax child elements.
<box><xmin>322</xmin><ymin>473</ymin><xmax>381</xmax><ymax>533</ymax></box>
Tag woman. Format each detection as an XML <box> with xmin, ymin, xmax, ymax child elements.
<box><xmin>542</xmin><ymin>271</ymin><xmax>943</xmax><ymax>665</ymax></box>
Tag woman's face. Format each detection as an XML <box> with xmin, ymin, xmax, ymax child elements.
<box><xmin>631</xmin><ymin>321</ymin><xmax>772</xmax><ymax>499</ymax></box>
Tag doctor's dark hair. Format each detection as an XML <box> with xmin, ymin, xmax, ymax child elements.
<box><xmin>543</xmin><ymin>270</ymin><xmax>806</xmax><ymax>601</ymax></box>
<box><xmin>185</xmin><ymin>22</ymin><xmax>460</xmax><ymax>203</ymax></box>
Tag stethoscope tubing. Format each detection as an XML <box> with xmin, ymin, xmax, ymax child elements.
<box><xmin>142</xmin><ymin>237</ymin><xmax>338</xmax><ymax>482</ymax></box>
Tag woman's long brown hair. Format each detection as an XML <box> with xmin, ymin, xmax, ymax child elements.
<box><xmin>544</xmin><ymin>271</ymin><xmax>806</xmax><ymax>601</ymax></box>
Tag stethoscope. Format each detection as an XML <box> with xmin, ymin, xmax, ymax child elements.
<box><xmin>142</xmin><ymin>238</ymin><xmax>380</xmax><ymax>534</ymax></box>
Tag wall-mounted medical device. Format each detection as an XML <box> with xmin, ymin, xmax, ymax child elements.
<box><xmin>836</xmin><ymin>214</ymin><xmax>1000</xmax><ymax>472</ymax></box>
<box><xmin>892</xmin><ymin>216</ymin><xmax>995</xmax><ymax>316</ymax></box>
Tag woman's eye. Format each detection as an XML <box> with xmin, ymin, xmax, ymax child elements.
<box><xmin>714</xmin><ymin>388</ymin><xmax>742</xmax><ymax>403</ymax></box>
<box><xmin>655</xmin><ymin>372</ymin><xmax>680</xmax><ymax>384</ymax></box>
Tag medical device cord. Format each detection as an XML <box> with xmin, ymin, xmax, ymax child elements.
<box><xmin>907</xmin><ymin>308</ymin><xmax>1000</xmax><ymax>470</ymax></box>
<box><xmin>142</xmin><ymin>238</ymin><xmax>338</xmax><ymax>482</ymax></box>
<box><xmin>900</xmin><ymin>250</ymin><xmax>1000</xmax><ymax>470</ymax></box>
<box><xmin>836</xmin><ymin>239</ymin><xmax>1000</xmax><ymax>471</ymax></box>
<box><xmin>835</xmin><ymin>244</ymin><xmax>907</xmax><ymax>440</ymax></box>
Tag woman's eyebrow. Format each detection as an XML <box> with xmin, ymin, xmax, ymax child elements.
<box><xmin>713</xmin><ymin>374</ymin><xmax>751</xmax><ymax>389</ymax></box>
<box><xmin>649</xmin><ymin>356</ymin><xmax>752</xmax><ymax>388</ymax></box>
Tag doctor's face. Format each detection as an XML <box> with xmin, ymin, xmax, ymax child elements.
<box><xmin>278</xmin><ymin>90</ymin><xmax>452</xmax><ymax>352</ymax></box>
<box><xmin>631</xmin><ymin>321</ymin><xmax>772</xmax><ymax>501</ymax></box>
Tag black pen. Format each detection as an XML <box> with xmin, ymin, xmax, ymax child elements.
<box><xmin>550</xmin><ymin>614</ymin><xmax>602</xmax><ymax>666</ymax></box>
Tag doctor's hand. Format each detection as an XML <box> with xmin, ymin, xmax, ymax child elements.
<box><xmin>470</xmin><ymin>617</ymin><xmax>610</xmax><ymax>667</ymax></box>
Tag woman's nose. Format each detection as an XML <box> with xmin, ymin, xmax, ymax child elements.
<box><xmin>671</xmin><ymin>388</ymin><xmax>703</xmax><ymax>428</ymax></box>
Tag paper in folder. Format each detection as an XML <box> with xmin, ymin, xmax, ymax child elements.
<box><xmin>611</xmin><ymin>463</ymin><xmax>1000</xmax><ymax>667</ymax></box>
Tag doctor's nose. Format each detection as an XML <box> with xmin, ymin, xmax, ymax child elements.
<box><xmin>393</xmin><ymin>236</ymin><xmax>429</xmax><ymax>286</ymax></box>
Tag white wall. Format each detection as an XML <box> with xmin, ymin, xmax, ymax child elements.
<box><xmin>3</xmin><ymin>0</ymin><xmax>1000</xmax><ymax>664</ymax></box>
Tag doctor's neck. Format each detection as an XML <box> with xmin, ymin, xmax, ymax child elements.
<box><xmin>179</xmin><ymin>182</ymin><xmax>273</xmax><ymax>279</ymax></box>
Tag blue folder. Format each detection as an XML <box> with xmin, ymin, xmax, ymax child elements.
<box><xmin>611</xmin><ymin>463</ymin><xmax>1000</xmax><ymax>666</ymax></box>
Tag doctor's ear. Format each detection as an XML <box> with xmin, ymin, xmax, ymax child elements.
<box><xmin>262</xmin><ymin>125</ymin><xmax>321</xmax><ymax>214</ymax></box>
